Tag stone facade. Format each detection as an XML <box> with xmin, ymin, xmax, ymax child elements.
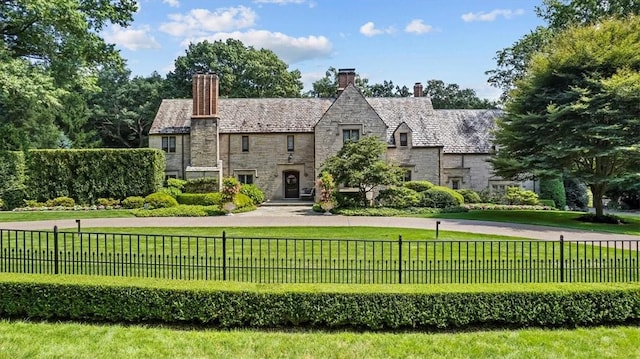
<box><xmin>149</xmin><ymin>69</ymin><xmax>523</xmax><ymax>201</ymax></box>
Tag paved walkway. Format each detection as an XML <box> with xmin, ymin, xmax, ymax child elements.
<box><xmin>1</xmin><ymin>205</ymin><xmax>638</xmax><ymax>242</ymax></box>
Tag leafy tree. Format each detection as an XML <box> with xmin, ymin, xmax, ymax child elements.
<box><xmin>491</xmin><ymin>17</ymin><xmax>640</xmax><ymax>218</ymax></box>
<box><xmin>321</xmin><ymin>136</ymin><xmax>404</xmax><ymax>207</ymax></box>
<box><xmin>166</xmin><ymin>39</ymin><xmax>303</xmax><ymax>98</ymax></box>
<box><xmin>424</xmin><ymin>80</ymin><xmax>498</xmax><ymax>109</ymax></box>
<box><xmin>88</xmin><ymin>68</ymin><xmax>167</xmax><ymax>147</ymax></box>
<box><xmin>0</xmin><ymin>0</ymin><xmax>138</xmax><ymax>149</ymax></box>
<box><xmin>0</xmin><ymin>49</ymin><xmax>63</xmax><ymax>150</ymax></box>
<box><xmin>307</xmin><ymin>67</ymin><xmax>409</xmax><ymax>98</ymax></box>
<box><xmin>487</xmin><ymin>0</ymin><xmax>640</xmax><ymax>100</ymax></box>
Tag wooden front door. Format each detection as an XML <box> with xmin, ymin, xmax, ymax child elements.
<box><xmin>283</xmin><ymin>171</ymin><xmax>299</xmax><ymax>198</ymax></box>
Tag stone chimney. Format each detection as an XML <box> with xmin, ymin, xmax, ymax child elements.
<box><xmin>413</xmin><ymin>82</ymin><xmax>424</xmax><ymax>97</ymax></box>
<box><xmin>192</xmin><ymin>72</ymin><xmax>219</xmax><ymax>118</ymax></box>
<box><xmin>337</xmin><ymin>68</ymin><xmax>356</xmax><ymax>96</ymax></box>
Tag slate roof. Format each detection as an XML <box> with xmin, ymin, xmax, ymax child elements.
<box><xmin>150</xmin><ymin>96</ymin><xmax>502</xmax><ymax>154</ymax></box>
<box><xmin>150</xmin><ymin>98</ymin><xmax>332</xmax><ymax>135</ymax></box>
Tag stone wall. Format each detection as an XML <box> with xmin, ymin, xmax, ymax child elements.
<box><xmin>314</xmin><ymin>85</ymin><xmax>387</xmax><ymax>177</ymax></box>
<box><xmin>149</xmin><ymin>134</ymin><xmax>191</xmax><ymax>179</ymax></box>
<box><xmin>220</xmin><ymin>132</ymin><xmax>315</xmax><ymax>199</ymax></box>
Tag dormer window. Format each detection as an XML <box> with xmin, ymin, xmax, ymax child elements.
<box><xmin>399</xmin><ymin>133</ymin><xmax>408</xmax><ymax>147</ymax></box>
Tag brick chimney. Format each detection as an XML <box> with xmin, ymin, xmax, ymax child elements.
<box><xmin>337</xmin><ymin>68</ymin><xmax>356</xmax><ymax>96</ymax></box>
<box><xmin>192</xmin><ymin>72</ymin><xmax>219</xmax><ymax>118</ymax></box>
<box><xmin>413</xmin><ymin>82</ymin><xmax>424</xmax><ymax>97</ymax></box>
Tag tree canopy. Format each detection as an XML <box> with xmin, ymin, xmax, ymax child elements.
<box><xmin>166</xmin><ymin>39</ymin><xmax>303</xmax><ymax>99</ymax></box>
<box><xmin>491</xmin><ymin>17</ymin><xmax>640</xmax><ymax>217</ymax></box>
<box><xmin>321</xmin><ymin>136</ymin><xmax>404</xmax><ymax>207</ymax></box>
<box><xmin>424</xmin><ymin>80</ymin><xmax>497</xmax><ymax>109</ymax></box>
<box><xmin>0</xmin><ymin>0</ymin><xmax>138</xmax><ymax>150</ymax></box>
<box><xmin>486</xmin><ymin>0</ymin><xmax>640</xmax><ymax>101</ymax></box>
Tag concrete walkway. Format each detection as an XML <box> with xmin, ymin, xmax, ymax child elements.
<box><xmin>1</xmin><ymin>205</ymin><xmax>638</xmax><ymax>242</ymax></box>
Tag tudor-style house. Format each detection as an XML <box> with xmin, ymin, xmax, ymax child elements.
<box><xmin>149</xmin><ymin>68</ymin><xmax>530</xmax><ymax>200</ymax></box>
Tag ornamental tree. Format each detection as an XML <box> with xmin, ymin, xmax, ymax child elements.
<box><xmin>491</xmin><ymin>17</ymin><xmax>640</xmax><ymax>218</ymax></box>
<box><xmin>321</xmin><ymin>136</ymin><xmax>404</xmax><ymax>207</ymax></box>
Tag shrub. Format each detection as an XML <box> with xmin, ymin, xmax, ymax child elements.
<box><xmin>565</xmin><ymin>178</ymin><xmax>589</xmax><ymax>210</ymax></box>
<box><xmin>132</xmin><ymin>205</ymin><xmax>223</xmax><ymax>217</ymax></box>
<box><xmin>538</xmin><ymin>199</ymin><xmax>556</xmax><ymax>208</ymax></box>
<box><xmin>478</xmin><ymin>188</ymin><xmax>504</xmax><ymax>204</ymax></box>
<box><xmin>334</xmin><ymin>191</ymin><xmax>360</xmax><ymax>208</ymax></box>
<box><xmin>158</xmin><ymin>186</ymin><xmax>182</xmax><ymax>198</ymax></box>
<box><xmin>0</xmin><ymin>198</ymin><xmax>3</xmax><ymax>210</ymax></box>
<box><xmin>403</xmin><ymin>180</ymin><xmax>434</xmax><ymax>192</ymax></box>
<box><xmin>122</xmin><ymin>196</ymin><xmax>145</xmax><ymax>209</ymax></box>
<box><xmin>540</xmin><ymin>177</ymin><xmax>566</xmax><ymax>209</ymax></box>
<box><xmin>576</xmin><ymin>213</ymin><xmax>624</xmax><ymax>224</ymax></box>
<box><xmin>167</xmin><ymin>178</ymin><xmax>186</xmax><ymax>191</ymax></box>
<box><xmin>505</xmin><ymin>187</ymin><xmax>538</xmax><ymax>205</ymax></box>
<box><xmin>1</xmin><ymin>277</ymin><xmax>639</xmax><ymax>331</ymax></box>
<box><xmin>184</xmin><ymin>178</ymin><xmax>218</xmax><ymax>194</ymax></box>
<box><xmin>97</xmin><ymin>198</ymin><xmax>120</xmax><ymax>207</ymax></box>
<box><xmin>144</xmin><ymin>192</ymin><xmax>178</xmax><ymax>209</ymax></box>
<box><xmin>376</xmin><ymin>187</ymin><xmax>420</xmax><ymax>208</ymax></box>
<box><xmin>221</xmin><ymin>177</ymin><xmax>241</xmax><ymax>202</ymax></box>
<box><xmin>233</xmin><ymin>193</ymin><xmax>254</xmax><ymax>209</ymax></box>
<box><xmin>420</xmin><ymin>186</ymin><xmax>464</xmax><ymax>208</ymax></box>
<box><xmin>240</xmin><ymin>184</ymin><xmax>265</xmax><ymax>205</ymax></box>
<box><xmin>456</xmin><ymin>189</ymin><xmax>481</xmax><ymax>204</ymax></box>
<box><xmin>47</xmin><ymin>196</ymin><xmax>75</xmax><ymax>207</ymax></box>
<box><xmin>176</xmin><ymin>193</ymin><xmax>221</xmax><ymax>206</ymax></box>
<box><xmin>0</xmin><ymin>151</ymin><xmax>26</xmax><ymax>210</ymax></box>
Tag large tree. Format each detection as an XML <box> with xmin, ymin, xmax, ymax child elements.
<box><xmin>487</xmin><ymin>0</ymin><xmax>640</xmax><ymax>101</ymax></box>
<box><xmin>307</xmin><ymin>67</ymin><xmax>409</xmax><ymax>98</ymax></box>
<box><xmin>88</xmin><ymin>68</ymin><xmax>167</xmax><ymax>148</ymax></box>
<box><xmin>424</xmin><ymin>80</ymin><xmax>497</xmax><ymax>109</ymax></box>
<box><xmin>0</xmin><ymin>0</ymin><xmax>138</xmax><ymax>149</ymax></box>
<box><xmin>166</xmin><ymin>39</ymin><xmax>303</xmax><ymax>98</ymax></box>
<box><xmin>491</xmin><ymin>17</ymin><xmax>640</xmax><ymax>218</ymax></box>
<box><xmin>321</xmin><ymin>136</ymin><xmax>404</xmax><ymax>207</ymax></box>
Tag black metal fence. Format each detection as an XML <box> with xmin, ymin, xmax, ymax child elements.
<box><xmin>1</xmin><ymin>227</ymin><xmax>639</xmax><ymax>284</ymax></box>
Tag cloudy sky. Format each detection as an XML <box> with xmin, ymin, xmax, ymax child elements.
<box><xmin>103</xmin><ymin>0</ymin><xmax>545</xmax><ymax>100</ymax></box>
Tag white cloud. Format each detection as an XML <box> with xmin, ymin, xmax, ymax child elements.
<box><xmin>183</xmin><ymin>30</ymin><xmax>333</xmax><ymax>64</ymax></box>
<box><xmin>103</xmin><ymin>25</ymin><xmax>160</xmax><ymax>51</ymax></box>
<box><xmin>405</xmin><ymin>19</ymin><xmax>433</xmax><ymax>34</ymax></box>
<box><xmin>359</xmin><ymin>22</ymin><xmax>394</xmax><ymax>37</ymax></box>
<box><xmin>160</xmin><ymin>6</ymin><xmax>257</xmax><ymax>37</ymax></box>
<box><xmin>461</xmin><ymin>9</ymin><xmax>525</xmax><ymax>22</ymax></box>
<box><xmin>163</xmin><ymin>0</ymin><xmax>179</xmax><ymax>8</ymax></box>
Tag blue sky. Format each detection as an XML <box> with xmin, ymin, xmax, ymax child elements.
<box><xmin>103</xmin><ymin>0</ymin><xmax>545</xmax><ymax>99</ymax></box>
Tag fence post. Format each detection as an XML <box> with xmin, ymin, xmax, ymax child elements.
<box><xmin>435</xmin><ymin>221</ymin><xmax>441</xmax><ymax>239</ymax></box>
<box><xmin>53</xmin><ymin>226</ymin><xmax>59</xmax><ymax>275</ymax></box>
<box><xmin>559</xmin><ymin>235</ymin><xmax>565</xmax><ymax>283</ymax></box>
<box><xmin>76</xmin><ymin>219</ymin><xmax>81</xmax><ymax>233</ymax></box>
<box><xmin>398</xmin><ymin>235</ymin><xmax>403</xmax><ymax>284</ymax></box>
<box><xmin>222</xmin><ymin>231</ymin><xmax>227</xmax><ymax>281</ymax></box>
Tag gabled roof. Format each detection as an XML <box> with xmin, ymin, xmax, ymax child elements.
<box><xmin>150</xmin><ymin>95</ymin><xmax>502</xmax><ymax>154</ymax></box>
<box><xmin>150</xmin><ymin>98</ymin><xmax>333</xmax><ymax>135</ymax></box>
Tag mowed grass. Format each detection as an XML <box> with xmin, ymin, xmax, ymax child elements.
<box><xmin>0</xmin><ymin>320</ymin><xmax>638</xmax><ymax>359</ymax></box>
<box><xmin>428</xmin><ymin>210</ymin><xmax>640</xmax><ymax>235</ymax></box>
<box><xmin>0</xmin><ymin>209</ymin><xmax>134</xmax><ymax>222</ymax></box>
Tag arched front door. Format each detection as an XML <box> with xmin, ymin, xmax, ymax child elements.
<box><xmin>283</xmin><ymin>170</ymin><xmax>300</xmax><ymax>198</ymax></box>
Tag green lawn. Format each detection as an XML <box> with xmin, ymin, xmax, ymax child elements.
<box><xmin>429</xmin><ymin>210</ymin><xmax>640</xmax><ymax>235</ymax></box>
<box><xmin>0</xmin><ymin>209</ymin><xmax>134</xmax><ymax>222</ymax></box>
<box><xmin>0</xmin><ymin>320</ymin><xmax>638</xmax><ymax>358</ymax></box>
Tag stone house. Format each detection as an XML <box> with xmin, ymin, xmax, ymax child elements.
<box><xmin>149</xmin><ymin>69</ymin><xmax>528</xmax><ymax>200</ymax></box>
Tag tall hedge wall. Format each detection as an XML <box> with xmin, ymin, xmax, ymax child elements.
<box><xmin>0</xmin><ymin>149</ymin><xmax>165</xmax><ymax>207</ymax></box>
<box><xmin>24</xmin><ymin>149</ymin><xmax>165</xmax><ymax>203</ymax></box>
<box><xmin>0</xmin><ymin>151</ymin><xmax>27</xmax><ymax>209</ymax></box>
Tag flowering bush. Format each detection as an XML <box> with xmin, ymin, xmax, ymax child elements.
<box><xmin>316</xmin><ymin>171</ymin><xmax>336</xmax><ymax>212</ymax></box>
<box><xmin>463</xmin><ymin>203</ymin><xmax>553</xmax><ymax>211</ymax></box>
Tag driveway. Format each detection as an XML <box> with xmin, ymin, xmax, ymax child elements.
<box><xmin>0</xmin><ymin>204</ymin><xmax>637</xmax><ymax>242</ymax></box>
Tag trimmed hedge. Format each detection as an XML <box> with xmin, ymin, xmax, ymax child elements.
<box><xmin>184</xmin><ymin>178</ymin><xmax>219</xmax><ymax>194</ymax></box>
<box><xmin>24</xmin><ymin>149</ymin><xmax>164</xmax><ymax>204</ymax></box>
<box><xmin>132</xmin><ymin>205</ymin><xmax>224</xmax><ymax>217</ymax></box>
<box><xmin>176</xmin><ymin>193</ymin><xmax>221</xmax><ymax>206</ymax></box>
<box><xmin>0</xmin><ymin>278</ymin><xmax>638</xmax><ymax>330</ymax></box>
<box><xmin>0</xmin><ymin>151</ymin><xmax>27</xmax><ymax>209</ymax></box>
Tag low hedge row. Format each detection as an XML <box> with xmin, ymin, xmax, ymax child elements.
<box><xmin>0</xmin><ymin>276</ymin><xmax>638</xmax><ymax>330</ymax></box>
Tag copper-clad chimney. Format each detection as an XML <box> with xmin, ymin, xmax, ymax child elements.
<box><xmin>413</xmin><ymin>82</ymin><xmax>424</xmax><ymax>97</ymax></box>
<box><xmin>192</xmin><ymin>72</ymin><xmax>219</xmax><ymax>118</ymax></box>
<box><xmin>337</xmin><ymin>68</ymin><xmax>356</xmax><ymax>96</ymax></box>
